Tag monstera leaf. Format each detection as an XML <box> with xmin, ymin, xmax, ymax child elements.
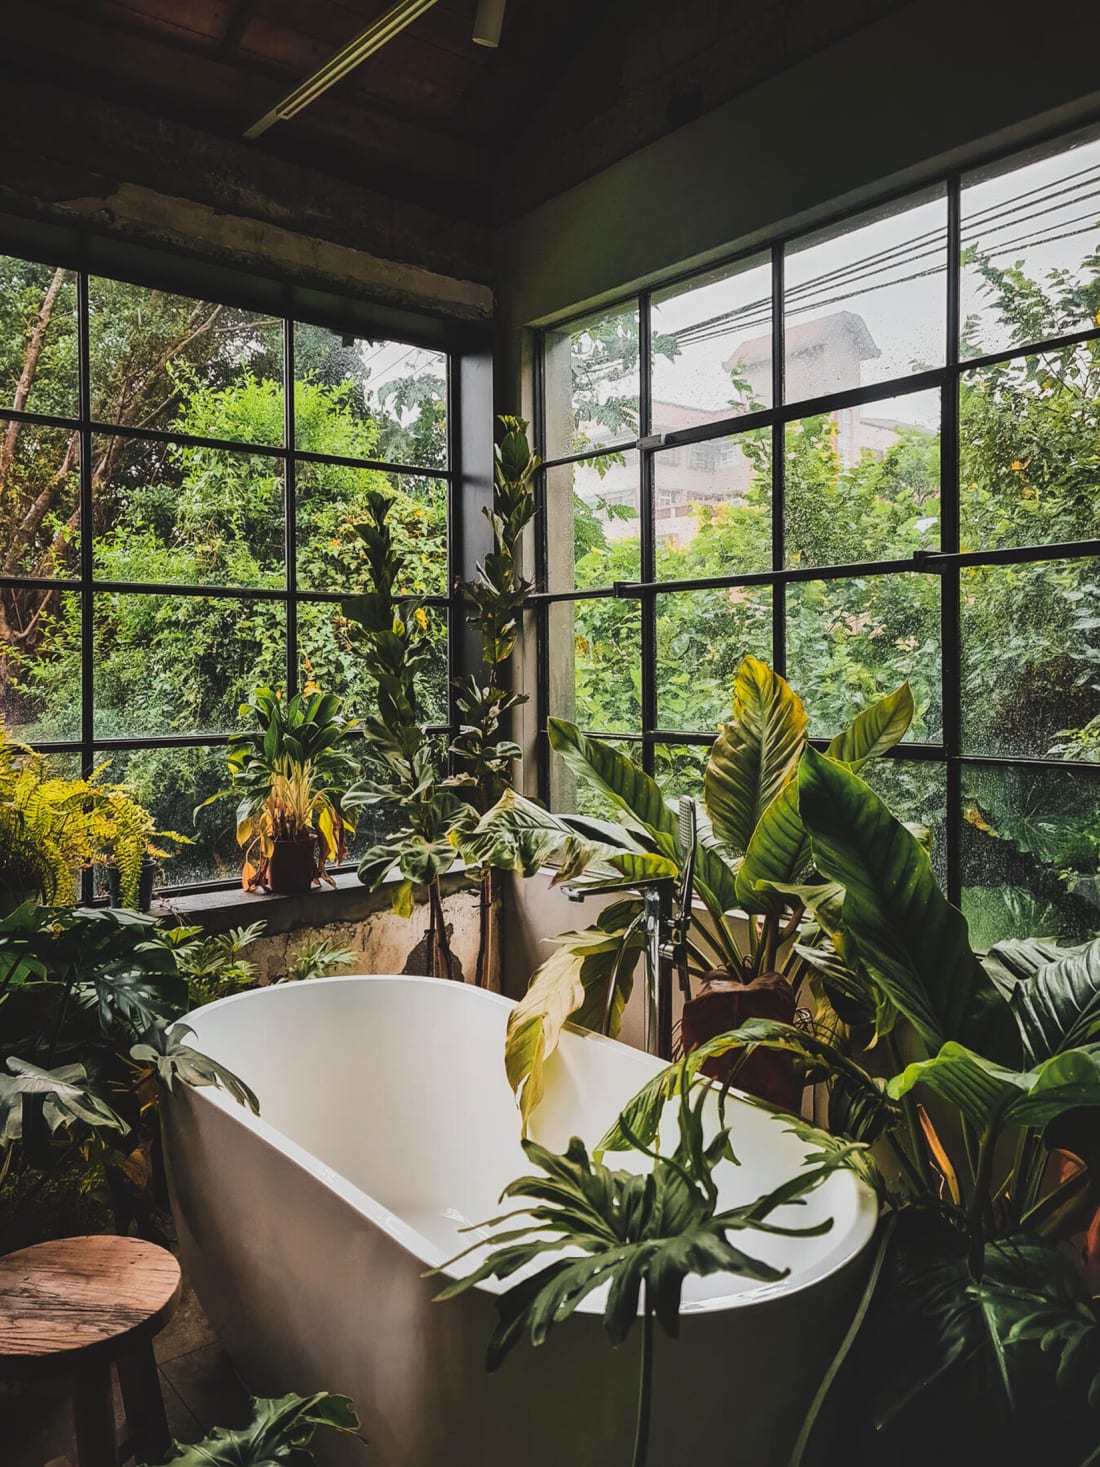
<box><xmin>131</xmin><ymin>1020</ymin><xmax>259</xmax><ymax>1115</ymax></box>
<box><xmin>798</xmin><ymin>748</ymin><xmax>1015</xmax><ymax>1060</ymax></box>
<box><xmin>0</xmin><ymin>1057</ymin><xmax>126</xmax><ymax>1144</ymax></box>
<box><xmin>149</xmin><ymin>1392</ymin><xmax>359</xmax><ymax>1467</ymax></box>
<box><xmin>704</xmin><ymin>657</ymin><xmax>807</xmax><ymax>855</ymax></box>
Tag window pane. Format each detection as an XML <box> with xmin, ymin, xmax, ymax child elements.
<box><xmin>92</xmin><ymin>593</ymin><xmax>286</xmax><ymax>738</ymax></box>
<box><xmin>961</xmin><ymin>556</ymin><xmax>1100</xmax><ymax>760</ymax></box>
<box><xmin>297</xmin><ymin>601</ymin><xmax>448</xmax><ymax>726</ymax></box>
<box><xmin>654</xmin><ymin>429</ymin><xmax>771</xmax><ymax>580</ymax></box>
<box><xmin>961</xmin><ymin>763</ymin><xmax>1100</xmax><ymax>950</ymax></box>
<box><xmin>653</xmin><ymin>742</ymin><xmax>709</xmax><ymax>802</ymax></box>
<box><xmin>294</xmin><ymin>325</ymin><xmax>447</xmax><ymax>470</ymax></box>
<box><xmin>550</xmin><ymin>734</ymin><xmax>643</xmax><ymax>819</ymax></box>
<box><xmin>0</xmin><ymin>586</ymin><xmax>81</xmax><ymax>740</ymax></box>
<box><xmin>861</xmin><ymin>758</ymin><xmax>948</xmax><ymax>888</ymax></box>
<box><xmin>546</xmin><ymin>450</ymin><xmax>640</xmax><ymax>592</ymax></box>
<box><xmin>0</xmin><ymin>421</ymin><xmax>81</xmax><ymax>578</ymax></box>
<box><xmin>961</xmin><ymin>130</ymin><xmax>1100</xmax><ymax>357</ymax></box>
<box><xmin>89</xmin><ymin>278</ymin><xmax>283</xmax><ymax>444</ymax></box>
<box><xmin>0</xmin><ymin>258</ymin><xmax>77</xmax><ymax>419</ymax></box>
<box><xmin>960</xmin><ymin>346</ymin><xmax>1100</xmax><ymax>550</ymax></box>
<box><xmin>92</xmin><ymin>434</ymin><xmax>285</xmax><ymax>589</ymax></box>
<box><xmin>786</xmin><ymin>575</ymin><xmax>942</xmax><ymax>741</ymax></box>
<box><xmin>543</xmin><ymin>303</ymin><xmax>640</xmax><ymax>461</ymax></box>
<box><xmin>785</xmin><ymin>391</ymin><xmax>940</xmax><ymax>567</ymax></box>
<box><xmin>655</xmin><ymin>587</ymin><xmax>771</xmax><ymax>731</ymax></box>
<box><xmin>296</xmin><ymin>466</ymin><xmax>447</xmax><ymax>596</ymax></box>
<box><xmin>102</xmin><ymin>744</ymin><xmax>241</xmax><ymax>888</ymax></box>
<box><xmin>651</xmin><ymin>254</ymin><xmax>772</xmax><ymax>434</ymax></box>
<box><xmin>784</xmin><ymin>191</ymin><xmax>947</xmax><ymax>402</ymax></box>
<box><xmin>549</xmin><ymin>597</ymin><xmax>641</xmax><ymax>734</ymax></box>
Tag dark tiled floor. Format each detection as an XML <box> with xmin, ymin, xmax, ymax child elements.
<box><xmin>1</xmin><ymin>1279</ymin><xmax>249</xmax><ymax>1466</ymax></box>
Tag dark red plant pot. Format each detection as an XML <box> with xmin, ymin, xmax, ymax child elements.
<box><xmin>266</xmin><ymin>835</ymin><xmax>318</xmax><ymax>894</ymax></box>
<box><xmin>681</xmin><ymin>969</ymin><xmax>800</xmax><ymax>1112</ymax></box>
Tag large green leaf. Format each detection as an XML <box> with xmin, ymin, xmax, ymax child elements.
<box><xmin>0</xmin><ymin>1058</ymin><xmax>127</xmax><ymax>1144</ymax></box>
<box><xmin>431</xmin><ymin>1079</ymin><xmax>833</xmax><ymax>1370</ymax></box>
<box><xmin>734</xmin><ymin>778</ymin><xmax>809</xmax><ymax>915</ymax></box>
<box><xmin>798</xmin><ymin>747</ymin><xmax>1013</xmax><ymax>1059</ymax></box>
<box><xmin>704</xmin><ymin>656</ymin><xmax>807</xmax><ymax>855</ymax></box>
<box><xmin>888</xmin><ymin>1041</ymin><xmax>1100</xmax><ymax>1132</ymax></box>
<box><xmin>131</xmin><ymin>1020</ymin><xmax>260</xmax><ymax>1115</ymax></box>
<box><xmin>1000</xmin><ymin>936</ymin><xmax>1100</xmax><ymax>1063</ymax></box>
<box><xmin>151</xmin><ymin>1392</ymin><xmax>359</xmax><ymax>1467</ymax></box>
<box><xmin>548</xmin><ymin>720</ymin><xmax>678</xmax><ymax>844</ymax></box>
<box><xmin>504</xmin><ymin>900</ymin><xmax>644</xmax><ymax>1133</ymax></box>
<box><xmin>825</xmin><ymin>682</ymin><xmax>914</xmax><ymax>767</ymax></box>
<box><xmin>599</xmin><ymin>1018</ymin><xmax>892</xmax><ymax>1152</ymax></box>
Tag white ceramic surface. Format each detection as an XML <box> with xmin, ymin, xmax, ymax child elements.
<box><xmin>163</xmin><ymin>974</ymin><xmax>878</xmax><ymax>1466</ymax></box>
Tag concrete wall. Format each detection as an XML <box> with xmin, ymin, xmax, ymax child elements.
<box><xmin>159</xmin><ymin>872</ymin><xmax>481</xmax><ymax>987</ymax></box>
<box><xmin>497</xmin><ymin>0</ymin><xmax>1100</xmax><ymax>342</ymax></box>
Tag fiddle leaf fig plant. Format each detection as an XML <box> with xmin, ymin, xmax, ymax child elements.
<box><xmin>430</xmin><ymin>1073</ymin><xmax>842</xmax><ymax>1467</ymax></box>
<box><xmin>342</xmin><ymin>491</ymin><xmax>475</xmax><ymax>981</ymax></box>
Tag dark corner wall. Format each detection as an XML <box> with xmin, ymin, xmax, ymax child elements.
<box><xmin>493</xmin><ymin>0</ymin><xmax>1100</xmax><ymax>405</ymax></box>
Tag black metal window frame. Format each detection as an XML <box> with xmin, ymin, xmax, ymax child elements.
<box><xmin>0</xmin><ymin>252</ymin><xmax>472</xmax><ymax>898</ymax></box>
<box><xmin>530</xmin><ymin>129</ymin><xmax>1100</xmax><ymax>911</ymax></box>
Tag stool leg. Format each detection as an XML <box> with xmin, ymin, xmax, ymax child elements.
<box><xmin>73</xmin><ymin>1358</ymin><xmax>119</xmax><ymax>1467</ymax></box>
<box><xmin>117</xmin><ymin>1340</ymin><xmax>171</xmax><ymax>1466</ymax></box>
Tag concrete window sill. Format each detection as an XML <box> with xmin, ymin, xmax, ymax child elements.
<box><xmin>154</xmin><ymin>866</ymin><xmax>472</xmax><ymax>936</ymax></box>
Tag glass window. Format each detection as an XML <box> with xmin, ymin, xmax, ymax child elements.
<box><xmin>538</xmin><ymin>130</ymin><xmax>1100</xmax><ymax>931</ymax></box>
<box><xmin>650</xmin><ymin>254</ymin><xmax>772</xmax><ymax>434</ymax></box>
<box><xmin>542</xmin><ymin>303</ymin><xmax>641</xmax><ymax>462</ymax></box>
<box><xmin>961</xmin><ymin>130</ymin><xmax>1100</xmax><ymax>357</ymax></box>
<box><xmin>784</xmin><ymin>190</ymin><xmax>947</xmax><ymax>402</ymax></box>
<box><xmin>0</xmin><ymin>254</ymin><xmax>454</xmax><ymax>890</ymax></box>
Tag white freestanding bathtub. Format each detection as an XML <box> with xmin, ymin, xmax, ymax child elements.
<box><xmin>162</xmin><ymin>975</ymin><xmax>877</xmax><ymax>1467</ymax></box>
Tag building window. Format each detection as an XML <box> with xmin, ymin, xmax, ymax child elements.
<box><xmin>0</xmin><ymin>261</ymin><xmax>452</xmax><ymax>889</ymax></box>
<box><xmin>534</xmin><ymin>125</ymin><xmax>1100</xmax><ymax>951</ymax></box>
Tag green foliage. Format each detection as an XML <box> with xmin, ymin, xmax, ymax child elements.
<box><xmin>0</xmin><ymin>903</ymin><xmax>255</xmax><ymax>1249</ymax></box>
<box><xmin>431</xmin><ymin>1076</ymin><xmax>836</xmax><ymax>1467</ymax></box>
<box><xmin>160</xmin><ymin>920</ymin><xmax>265</xmax><ymax>1007</ymax></box>
<box><xmin>200</xmin><ymin>686</ymin><xmax>361</xmax><ymax>889</ymax></box>
<box><xmin>495</xmin><ymin>661</ymin><xmax>913</xmax><ymax>1128</ymax></box>
<box><xmin>280</xmin><ymin>935</ymin><xmax>355</xmax><ymax>984</ymax></box>
<box><xmin>342</xmin><ymin>494</ymin><xmax>473</xmax><ymax>979</ymax></box>
<box><xmin>145</xmin><ymin>1391</ymin><xmax>360</xmax><ymax>1467</ymax></box>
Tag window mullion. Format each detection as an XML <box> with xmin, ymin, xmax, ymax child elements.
<box><xmin>943</xmin><ymin>174</ymin><xmax>964</xmax><ymax>907</ymax></box>
<box><xmin>283</xmin><ymin>318</ymin><xmax>298</xmax><ymax>698</ymax></box>
<box><xmin>771</xmin><ymin>242</ymin><xmax>786</xmax><ymax>678</ymax></box>
<box><xmin>639</xmin><ymin>292</ymin><xmax>657</xmax><ymax>776</ymax></box>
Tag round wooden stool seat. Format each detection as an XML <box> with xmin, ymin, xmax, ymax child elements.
<box><xmin>0</xmin><ymin>1236</ymin><xmax>183</xmax><ymax>1467</ymax></box>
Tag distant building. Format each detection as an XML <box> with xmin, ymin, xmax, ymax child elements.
<box><xmin>573</xmin><ymin>311</ymin><xmax>910</xmax><ymax>554</ymax></box>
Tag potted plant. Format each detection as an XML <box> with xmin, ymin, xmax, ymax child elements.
<box><xmin>0</xmin><ymin>718</ymin><xmax>184</xmax><ymax>913</ymax></box>
<box><xmin>602</xmin><ymin>750</ymin><xmax>1100</xmax><ymax>1465</ymax></box>
<box><xmin>468</xmin><ymin>656</ymin><xmax>915</xmax><ymax>1130</ymax></box>
<box><xmin>200</xmin><ymin>685</ymin><xmax>361</xmax><ymax>896</ymax></box>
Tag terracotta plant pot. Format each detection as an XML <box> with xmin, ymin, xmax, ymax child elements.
<box><xmin>680</xmin><ymin>969</ymin><xmax>800</xmax><ymax>1112</ymax></box>
<box><xmin>266</xmin><ymin>835</ymin><xmax>318</xmax><ymax>894</ymax></box>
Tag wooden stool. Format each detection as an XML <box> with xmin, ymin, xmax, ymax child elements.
<box><xmin>0</xmin><ymin>1235</ymin><xmax>182</xmax><ymax>1467</ymax></box>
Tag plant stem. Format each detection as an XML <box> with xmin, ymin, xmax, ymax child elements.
<box><xmin>631</xmin><ymin>1287</ymin><xmax>654</xmax><ymax>1467</ymax></box>
<box><xmin>967</xmin><ymin>1123</ymin><xmax>998</xmax><ymax>1276</ymax></box>
<box><xmin>885</xmin><ymin>1036</ymin><xmax>936</xmax><ymax>1194</ymax></box>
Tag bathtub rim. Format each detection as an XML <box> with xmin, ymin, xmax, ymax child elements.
<box><xmin>168</xmin><ymin>972</ymin><xmax>880</xmax><ymax>1314</ymax></box>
